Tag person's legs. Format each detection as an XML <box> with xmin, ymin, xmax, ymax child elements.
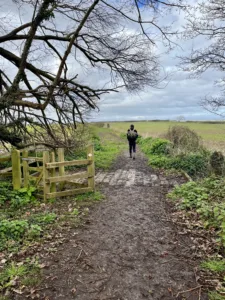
<box><xmin>129</xmin><ymin>142</ymin><xmax>132</xmax><ymax>158</ymax></box>
<box><xmin>132</xmin><ymin>142</ymin><xmax>136</xmax><ymax>160</ymax></box>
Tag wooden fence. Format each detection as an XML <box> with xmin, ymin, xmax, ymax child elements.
<box><xmin>0</xmin><ymin>145</ymin><xmax>95</xmax><ymax>199</ymax></box>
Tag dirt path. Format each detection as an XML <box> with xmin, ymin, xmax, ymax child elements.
<box><xmin>39</xmin><ymin>150</ymin><xmax>207</xmax><ymax>300</ymax></box>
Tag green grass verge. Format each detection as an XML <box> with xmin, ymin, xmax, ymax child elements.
<box><xmin>137</xmin><ymin>136</ymin><xmax>210</xmax><ymax>178</ymax></box>
<box><xmin>92</xmin><ymin>128</ymin><xmax>126</xmax><ymax>170</ymax></box>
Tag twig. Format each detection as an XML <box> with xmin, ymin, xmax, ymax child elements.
<box><xmin>199</xmin><ymin>287</ymin><xmax>201</xmax><ymax>300</ymax></box>
<box><xmin>75</xmin><ymin>249</ymin><xmax>83</xmax><ymax>262</ymax></box>
<box><xmin>77</xmin><ymin>244</ymin><xmax>88</xmax><ymax>256</ymax></box>
<box><xmin>176</xmin><ymin>285</ymin><xmax>202</xmax><ymax>298</ymax></box>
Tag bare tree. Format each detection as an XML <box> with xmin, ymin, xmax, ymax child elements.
<box><xmin>0</xmin><ymin>0</ymin><xmax>185</xmax><ymax>148</ymax></box>
<box><xmin>180</xmin><ymin>0</ymin><xmax>225</xmax><ymax>117</ymax></box>
<box><xmin>176</xmin><ymin>115</ymin><xmax>185</xmax><ymax>122</ymax></box>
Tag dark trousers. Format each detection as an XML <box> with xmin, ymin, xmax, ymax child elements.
<box><xmin>129</xmin><ymin>141</ymin><xmax>136</xmax><ymax>155</ymax></box>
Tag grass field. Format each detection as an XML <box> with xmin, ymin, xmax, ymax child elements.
<box><xmin>109</xmin><ymin>121</ymin><xmax>225</xmax><ymax>153</ymax></box>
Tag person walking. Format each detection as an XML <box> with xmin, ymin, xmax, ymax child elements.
<box><xmin>127</xmin><ymin>124</ymin><xmax>138</xmax><ymax>160</ymax></box>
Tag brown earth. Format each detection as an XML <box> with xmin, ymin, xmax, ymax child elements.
<box><xmin>35</xmin><ymin>150</ymin><xmax>208</xmax><ymax>300</ymax></box>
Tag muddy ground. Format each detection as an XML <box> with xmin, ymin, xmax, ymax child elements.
<box><xmin>37</xmin><ymin>150</ymin><xmax>207</xmax><ymax>300</ymax></box>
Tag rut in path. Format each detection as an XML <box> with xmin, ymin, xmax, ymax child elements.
<box><xmin>39</xmin><ymin>151</ymin><xmax>207</xmax><ymax>300</ymax></box>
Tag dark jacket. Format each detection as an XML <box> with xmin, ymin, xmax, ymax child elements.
<box><xmin>127</xmin><ymin>129</ymin><xmax>138</xmax><ymax>142</ymax></box>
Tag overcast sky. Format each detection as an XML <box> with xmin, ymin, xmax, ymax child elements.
<box><xmin>91</xmin><ymin>2</ymin><xmax>224</xmax><ymax>122</ymax></box>
<box><xmin>1</xmin><ymin>0</ymin><xmax>223</xmax><ymax>122</ymax></box>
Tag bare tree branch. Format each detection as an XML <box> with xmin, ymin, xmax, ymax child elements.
<box><xmin>180</xmin><ymin>0</ymin><xmax>225</xmax><ymax>117</ymax></box>
<box><xmin>0</xmin><ymin>0</ymin><xmax>185</xmax><ymax>148</ymax></box>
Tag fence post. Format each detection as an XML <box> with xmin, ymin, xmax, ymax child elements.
<box><xmin>43</xmin><ymin>151</ymin><xmax>50</xmax><ymax>201</ymax></box>
<box><xmin>58</xmin><ymin>148</ymin><xmax>65</xmax><ymax>190</ymax></box>
<box><xmin>50</xmin><ymin>151</ymin><xmax>56</xmax><ymax>194</ymax></box>
<box><xmin>87</xmin><ymin>144</ymin><xmax>95</xmax><ymax>191</ymax></box>
<box><xmin>22</xmin><ymin>150</ymin><xmax>29</xmax><ymax>187</ymax></box>
<box><xmin>12</xmin><ymin>149</ymin><xmax>21</xmax><ymax>190</ymax></box>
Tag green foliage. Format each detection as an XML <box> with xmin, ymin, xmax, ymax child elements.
<box><xmin>10</xmin><ymin>187</ymin><xmax>37</xmax><ymax>209</ymax></box>
<box><xmin>0</xmin><ymin>161</ymin><xmax>11</xmax><ymax>170</ymax></box>
<box><xmin>201</xmin><ymin>259</ymin><xmax>225</xmax><ymax>273</ymax></box>
<box><xmin>210</xmin><ymin>151</ymin><xmax>225</xmax><ymax>175</ymax></box>
<box><xmin>171</xmin><ymin>154</ymin><xmax>209</xmax><ymax>177</ymax></box>
<box><xmin>0</xmin><ymin>181</ymin><xmax>12</xmax><ymax>206</ymax></box>
<box><xmin>29</xmin><ymin>213</ymin><xmax>57</xmax><ymax>225</ymax></box>
<box><xmin>64</xmin><ymin>150</ymin><xmax>86</xmax><ymax>171</ymax></box>
<box><xmin>0</xmin><ymin>262</ymin><xmax>28</xmax><ymax>290</ymax></box>
<box><xmin>120</xmin><ymin>133</ymin><xmax>127</xmax><ymax>139</ymax></box>
<box><xmin>27</xmin><ymin>224</ymin><xmax>42</xmax><ymax>239</ymax></box>
<box><xmin>21</xmin><ymin>273</ymin><xmax>41</xmax><ymax>287</ymax></box>
<box><xmin>0</xmin><ymin>261</ymin><xmax>41</xmax><ymax>291</ymax></box>
<box><xmin>72</xmin><ymin>208</ymin><xmax>79</xmax><ymax>216</ymax></box>
<box><xmin>93</xmin><ymin>134</ymin><xmax>103</xmax><ymax>151</ymax></box>
<box><xmin>149</xmin><ymin>139</ymin><xmax>171</xmax><ymax>155</ymax></box>
<box><xmin>147</xmin><ymin>153</ymin><xmax>209</xmax><ymax>177</ymax></box>
<box><xmin>0</xmin><ymin>220</ymin><xmax>29</xmax><ymax>241</ymax></box>
<box><xmin>137</xmin><ymin>136</ymin><xmax>153</xmax><ymax>147</ymax></box>
<box><xmin>0</xmin><ymin>182</ymin><xmax>36</xmax><ymax>208</ymax></box>
<box><xmin>168</xmin><ymin>177</ymin><xmax>225</xmax><ymax>246</ymax></box>
<box><xmin>209</xmin><ymin>291</ymin><xmax>225</xmax><ymax>300</ymax></box>
<box><xmin>95</xmin><ymin>142</ymin><xmax>125</xmax><ymax>169</ymax></box>
<box><xmin>0</xmin><ymin>212</ymin><xmax>57</xmax><ymax>250</ymax></box>
<box><xmin>139</xmin><ymin>136</ymin><xmax>210</xmax><ymax>178</ymax></box>
<box><xmin>75</xmin><ymin>191</ymin><xmax>104</xmax><ymax>202</ymax></box>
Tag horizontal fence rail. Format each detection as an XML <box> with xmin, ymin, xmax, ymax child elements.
<box><xmin>0</xmin><ymin>145</ymin><xmax>95</xmax><ymax>200</ymax></box>
<box><xmin>43</xmin><ymin>146</ymin><xmax>95</xmax><ymax>200</ymax></box>
<box><xmin>46</xmin><ymin>159</ymin><xmax>91</xmax><ymax>169</ymax></box>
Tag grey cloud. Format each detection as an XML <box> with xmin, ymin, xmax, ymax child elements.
<box><xmin>1</xmin><ymin>0</ymin><xmax>223</xmax><ymax>122</ymax></box>
<box><xmin>91</xmin><ymin>1</ymin><xmax>225</xmax><ymax>122</ymax></box>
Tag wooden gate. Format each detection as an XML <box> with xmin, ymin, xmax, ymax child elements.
<box><xmin>42</xmin><ymin>145</ymin><xmax>95</xmax><ymax>200</ymax></box>
<box><xmin>0</xmin><ymin>145</ymin><xmax>95</xmax><ymax>199</ymax></box>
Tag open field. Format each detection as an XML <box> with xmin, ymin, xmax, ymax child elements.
<box><xmin>109</xmin><ymin>121</ymin><xmax>225</xmax><ymax>153</ymax></box>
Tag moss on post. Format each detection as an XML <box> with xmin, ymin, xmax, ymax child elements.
<box><xmin>22</xmin><ymin>150</ymin><xmax>29</xmax><ymax>187</ymax></box>
<box><xmin>12</xmin><ymin>149</ymin><xmax>21</xmax><ymax>190</ymax></box>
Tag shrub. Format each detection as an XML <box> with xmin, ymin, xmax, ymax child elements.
<box><xmin>149</xmin><ymin>155</ymin><xmax>172</xmax><ymax>168</ymax></box>
<box><xmin>171</xmin><ymin>153</ymin><xmax>209</xmax><ymax>177</ymax></box>
<box><xmin>149</xmin><ymin>139</ymin><xmax>171</xmax><ymax>155</ymax></box>
<box><xmin>149</xmin><ymin>153</ymin><xmax>209</xmax><ymax>177</ymax></box>
<box><xmin>138</xmin><ymin>134</ymin><xmax>210</xmax><ymax>178</ymax></box>
<box><xmin>136</xmin><ymin>135</ymin><xmax>143</xmax><ymax>144</ymax></box>
<box><xmin>210</xmin><ymin>151</ymin><xmax>225</xmax><ymax>176</ymax></box>
<box><xmin>165</xmin><ymin>125</ymin><xmax>203</xmax><ymax>154</ymax></box>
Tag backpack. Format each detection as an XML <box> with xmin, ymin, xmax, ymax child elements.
<box><xmin>127</xmin><ymin>129</ymin><xmax>137</xmax><ymax>140</ymax></box>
